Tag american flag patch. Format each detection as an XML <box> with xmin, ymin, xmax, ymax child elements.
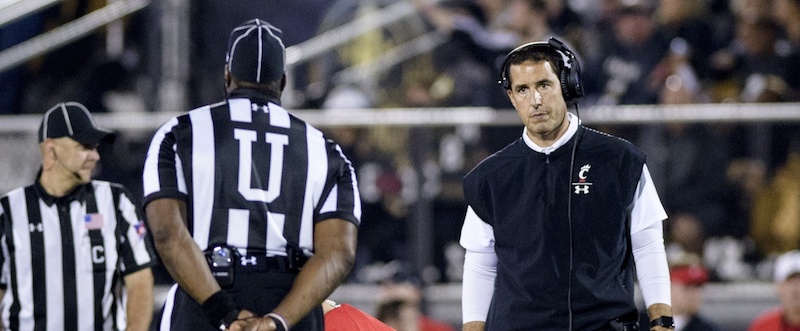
<box><xmin>134</xmin><ymin>221</ymin><xmax>147</xmax><ymax>238</ymax></box>
<box><xmin>84</xmin><ymin>213</ymin><xmax>105</xmax><ymax>230</ymax></box>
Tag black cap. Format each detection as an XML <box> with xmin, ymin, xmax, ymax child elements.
<box><xmin>226</xmin><ymin>19</ymin><xmax>286</xmax><ymax>83</ymax></box>
<box><xmin>38</xmin><ymin>102</ymin><xmax>115</xmax><ymax>146</ymax></box>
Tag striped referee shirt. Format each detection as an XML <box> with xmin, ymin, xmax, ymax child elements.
<box><xmin>0</xmin><ymin>179</ymin><xmax>157</xmax><ymax>331</ymax></box>
<box><xmin>142</xmin><ymin>89</ymin><xmax>361</xmax><ymax>258</ymax></box>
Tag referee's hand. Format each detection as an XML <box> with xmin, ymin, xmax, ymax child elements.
<box><xmin>227</xmin><ymin>314</ymin><xmax>277</xmax><ymax>331</ymax></box>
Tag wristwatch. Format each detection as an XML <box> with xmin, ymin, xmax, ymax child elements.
<box><xmin>650</xmin><ymin>316</ymin><xmax>675</xmax><ymax>329</ymax></box>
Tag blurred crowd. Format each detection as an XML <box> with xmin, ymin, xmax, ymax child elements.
<box><xmin>3</xmin><ymin>0</ymin><xmax>800</xmax><ymax>298</ymax></box>
<box><xmin>313</xmin><ymin>0</ymin><xmax>800</xmax><ymax>288</ymax></box>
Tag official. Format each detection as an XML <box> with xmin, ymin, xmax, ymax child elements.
<box><xmin>459</xmin><ymin>38</ymin><xmax>674</xmax><ymax>330</ymax></box>
<box><xmin>0</xmin><ymin>102</ymin><xmax>157</xmax><ymax>331</ymax></box>
<box><xmin>142</xmin><ymin>18</ymin><xmax>361</xmax><ymax>331</ymax></box>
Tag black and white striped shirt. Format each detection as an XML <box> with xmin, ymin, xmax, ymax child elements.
<box><xmin>142</xmin><ymin>90</ymin><xmax>361</xmax><ymax>257</ymax></box>
<box><xmin>0</xmin><ymin>179</ymin><xmax>157</xmax><ymax>331</ymax></box>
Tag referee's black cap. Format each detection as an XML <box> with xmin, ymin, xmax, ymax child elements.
<box><xmin>226</xmin><ymin>18</ymin><xmax>286</xmax><ymax>83</ymax></box>
<box><xmin>38</xmin><ymin>102</ymin><xmax>115</xmax><ymax>146</ymax></box>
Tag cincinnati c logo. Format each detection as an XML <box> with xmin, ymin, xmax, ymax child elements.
<box><xmin>572</xmin><ymin>164</ymin><xmax>592</xmax><ymax>194</ymax></box>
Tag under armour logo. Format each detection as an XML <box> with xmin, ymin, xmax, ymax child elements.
<box><xmin>240</xmin><ymin>256</ymin><xmax>258</xmax><ymax>266</ymax></box>
<box><xmin>251</xmin><ymin>104</ymin><xmax>269</xmax><ymax>113</ymax></box>
<box><xmin>574</xmin><ymin>185</ymin><xmax>590</xmax><ymax>194</ymax></box>
<box><xmin>28</xmin><ymin>223</ymin><xmax>43</xmax><ymax>233</ymax></box>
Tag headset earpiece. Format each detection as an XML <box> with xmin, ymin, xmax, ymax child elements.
<box><xmin>498</xmin><ymin>37</ymin><xmax>584</xmax><ymax>102</ymax></box>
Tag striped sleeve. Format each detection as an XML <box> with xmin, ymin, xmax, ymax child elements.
<box><xmin>112</xmin><ymin>185</ymin><xmax>157</xmax><ymax>275</ymax></box>
<box><xmin>142</xmin><ymin>117</ymin><xmax>187</xmax><ymax>207</ymax></box>
<box><xmin>316</xmin><ymin>140</ymin><xmax>361</xmax><ymax>226</ymax></box>
<box><xmin>0</xmin><ymin>200</ymin><xmax>6</xmax><ymax>288</ymax></box>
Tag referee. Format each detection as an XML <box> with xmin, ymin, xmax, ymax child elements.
<box><xmin>143</xmin><ymin>18</ymin><xmax>361</xmax><ymax>331</ymax></box>
<box><xmin>0</xmin><ymin>102</ymin><xmax>157</xmax><ymax>331</ymax></box>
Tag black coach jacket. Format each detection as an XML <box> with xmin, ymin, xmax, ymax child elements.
<box><xmin>463</xmin><ymin>126</ymin><xmax>646</xmax><ymax>330</ymax></box>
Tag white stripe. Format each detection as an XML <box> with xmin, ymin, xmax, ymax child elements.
<box><xmin>227</xmin><ymin>209</ymin><xmax>250</xmax><ymax>256</ymax></box>
<box><xmin>268</xmin><ymin>103</ymin><xmax>290</xmax><ymax>128</ymax></box>
<box><xmin>335</xmin><ymin>144</ymin><xmax>361</xmax><ymax>220</ymax></box>
<box><xmin>68</xmin><ymin>101</ymin><xmax>110</xmax><ymax>134</ymax></box>
<box><xmin>142</xmin><ymin>117</ymin><xmax>179</xmax><ymax>196</ymax></box>
<box><xmin>303</xmin><ymin>124</ymin><xmax>327</xmax><ymax>250</ymax></box>
<box><xmin>319</xmin><ymin>184</ymin><xmax>338</xmax><ymax>215</ymax></box>
<box><xmin>191</xmin><ymin>109</ymin><xmax>215</xmax><ymax>250</ymax></box>
<box><xmin>264</xmin><ymin>24</ymin><xmax>286</xmax><ymax>72</ymax></box>
<box><xmin>159</xmin><ymin>284</ymin><xmax>179</xmax><ymax>331</ymax></box>
<box><xmin>41</xmin><ymin>104</ymin><xmax>61</xmax><ymax>141</ymax></box>
<box><xmin>43</xmin><ymin>200</ymin><xmax>66</xmax><ymax>330</ymax></box>
<box><xmin>175</xmin><ymin>152</ymin><xmax>187</xmax><ymax>196</ymax></box>
<box><xmin>115</xmin><ymin>286</ymin><xmax>128</xmax><ymax>331</ymax></box>
<box><xmin>0</xmin><ymin>226</ymin><xmax>10</xmax><ymax>329</ymax></box>
<box><xmin>229</xmin><ymin>98</ymin><xmax>252</xmax><ymax>123</ymax></box>
<box><xmin>61</xmin><ymin>103</ymin><xmax>74</xmax><ymax>136</ymax></box>
<box><xmin>6</xmin><ymin>188</ymin><xmax>34</xmax><ymax>330</ymax></box>
<box><xmin>265</xmin><ymin>212</ymin><xmax>287</xmax><ymax>257</ymax></box>
<box><xmin>256</xmin><ymin>20</ymin><xmax>263</xmax><ymax>82</ymax></box>
<box><xmin>117</xmin><ymin>188</ymin><xmax>153</xmax><ymax>267</ymax></box>
<box><xmin>228</xmin><ymin>26</ymin><xmax>257</xmax><ymax>80</ymax></box>
<box><xmin>234</xmin><ymin>129</ymin><xmax>266</xmax><ymax>202</ymax></box>
<box><xmin>65</xmin><ymin>102</ymin><xmax>100</xmax><ymax>128</ymax></box>
<box><xmin>72</xmin><ymin>196</ymin><xmax>91</xmax><ymax>331</ymax></box>
<box><xmin>87</xmin><ymin>182</ymin><xmax>117</xmax><ymax>329</ymax></box>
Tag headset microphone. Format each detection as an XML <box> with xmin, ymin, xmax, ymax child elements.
<box><xmin>54</xmin><ymin>151</ymin><xmax>85</xmax><ymax>182</ymax></box>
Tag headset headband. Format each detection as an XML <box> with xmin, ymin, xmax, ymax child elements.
<box><xmin>498</xmin><ymin>37</ymin><xmax>584</xmax><ymax>102</ymax></box>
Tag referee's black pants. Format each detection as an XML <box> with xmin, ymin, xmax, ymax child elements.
<box><xmin>157</xmin><ymin>270</ymin><xmax>324</xmax><ymax>330</ymax></box>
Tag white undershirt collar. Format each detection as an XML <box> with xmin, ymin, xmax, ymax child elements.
<box><xmin>521</xmin><ymin>112</ymin><xmax>580</xmax><ymax>154</ymax></box>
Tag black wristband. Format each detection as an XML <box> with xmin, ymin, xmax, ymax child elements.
<box><xmin>650</xmin><ymin>316</ymin><xmax>675</xmax><ymax>329</ymax></box>
<box><xmin>201</xmin><ymin>291</ymin><xmax>240</xmax><ymax>330</ymax></box>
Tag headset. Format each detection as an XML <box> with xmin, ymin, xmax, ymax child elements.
<box><xmin>498</xmin><ymin>37</ymin><xmax>584</xmax><ymax>103</ymax></box>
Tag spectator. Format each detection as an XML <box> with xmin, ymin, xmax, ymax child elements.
<box><xmin>659</xmin><ymin>124</ymin><xmax>732</xmax><ymax>238</ymax></box>
<box><xmin>748</xmin><ymin>250</ymin><xmax>800</xmax><ymax>330</ymax></box>
<box><xmin>666</xmin><ymin>212</ymin><xmax>708</xmax><ymax>258</ymax></box>
<box><xmin>416</xmin><ymin>0</ymin><xmax>516</xmax><ymax>108</ymax></box>
<box><xmin>376</xmin><ymin>273</ymin><xmax>456</xmax><ymax>331</ymax></box>
<box><xmin>655</xmin><ymin>0</ymin><xmax>721</xmax><ymax>80</ymax></box>
<box><xmin>640</xmin><ymin>256</ymin><xmax>724</xmax><ymax>330</ymax></box>
<box><xmin>324</xmin><ymin>299</ymin><xmax>396</xmax><ymax>331</ymax></box>
<box><xmin>751</xmin><ymin>147</ymin><xmax>800</xmax><ymax>257</ymax></box>
<box><xmin>583</xmin><ymin>2</ymin><xmax>672</xmax><ymax>105</ymax></box>
<box><xmin>709</xmin><ymin>14</ymin><xmax>800</xmax><ymax>102</ymax></box>
<box><xmin>773</xmin><ymin>0</ymin><xmax>800</xmax><ymax>49</ymax></box>
<box><xmin>501</xmin><ymin>0</ymin><xmax>558</xmax><ymax>44</ymax></box>
<box><xmin>660</xmin><ymin>259</ymin><xmax>723</xmax><ymax>331</ymax></box>
<box><xmin>542</xmin><ymin>0</ymin><xmax>583</xmax><ymax>41</ymax></box>
<box><xmin>376</xmin><ymin>299</ymin><xmax>422</xmax><ymax>331</ymax></box>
